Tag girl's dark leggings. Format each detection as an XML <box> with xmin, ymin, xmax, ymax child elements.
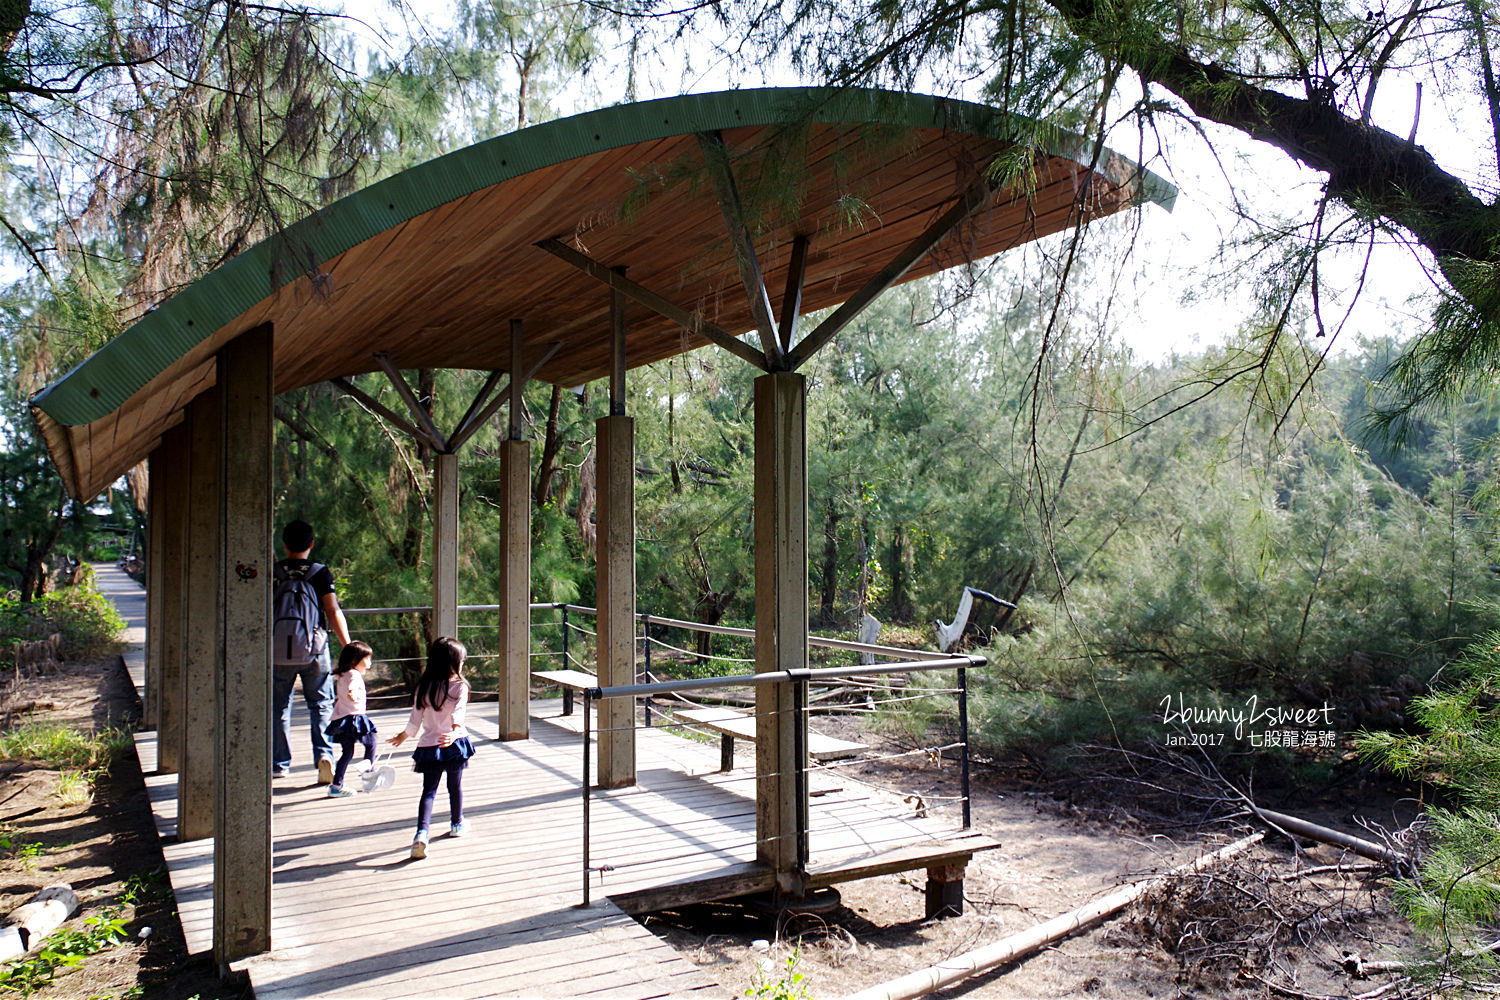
<box><xmin>417</xmin><ymin>760</ymin><xmax>466</xmax><ymax>831</ymax></box>
<box><xmin>332</xmin><ymin>733</ymin><xmax>377</xmax><ymax>787</ymax></box>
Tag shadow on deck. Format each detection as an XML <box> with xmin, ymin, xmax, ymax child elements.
<box><xmin>135</xmin><ymin>699</ymin><xmax>994</xmax><ymax>999</ymax></box>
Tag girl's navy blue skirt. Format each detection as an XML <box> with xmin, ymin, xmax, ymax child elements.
<box><xmin>411</xmin><ymin>737</ymin><xmax>475</xmax><ymax>773</ymax></box>
<box><xmin>325</xmin><ymin>714</ymin><xmax>377</xmax><ymax>739</ymax></box>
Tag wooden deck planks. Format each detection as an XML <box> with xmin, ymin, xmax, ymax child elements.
<box><xmin>131</xmin><ymin>679</ymin><xmax>993</xmax><ymax>999</ymax></box>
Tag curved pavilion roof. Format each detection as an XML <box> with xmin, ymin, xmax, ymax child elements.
<box><xmin>32</xmin><ymin>87</ymin><xmax>1174</xmax><ymax>500</ymax></box>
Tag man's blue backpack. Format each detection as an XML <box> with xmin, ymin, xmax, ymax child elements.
<box><xmin>273</xmin><ymin>562</ymin><xmax>328</xmax><ymax>665</ymax></box>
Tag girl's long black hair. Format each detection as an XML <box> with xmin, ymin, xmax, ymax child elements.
<box><xmin>334</xmin><ymin>640</ymin><xmax>372</xmax><ymax>675</ymax></box>
<box><xmin>414</xmin><ymin>636</ymin><xmax>466</xmax><ymax>711</ymax></box>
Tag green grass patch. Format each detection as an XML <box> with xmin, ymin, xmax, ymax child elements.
<box><xmin>0</xmin><ymin>834</ymin><xmax>44</xmax><ymax>868</ymax></box>
<box><xmin>0</xmin><ymin>724</ymin><xmax>131</xmax><ymax>770</ymax></box>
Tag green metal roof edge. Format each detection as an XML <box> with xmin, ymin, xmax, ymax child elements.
<box><xmin>32</xmin><ymin>86</ymin><xmax>1176</xmax><ymax>428</ymax></box>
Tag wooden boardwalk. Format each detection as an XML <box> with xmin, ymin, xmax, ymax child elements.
<box><xmin>101</xmin><ymin>565</ymin><xmax>994</xmax><ymax>999</ymax></box>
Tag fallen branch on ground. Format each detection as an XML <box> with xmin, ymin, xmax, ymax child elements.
<box><xmin>1251</xmin><ymin>807</ymin><xmax>1405</xmax><ymax>867</ymax></box>
<box><xmin>1341</xmin><ymin>937</ymin><xmax>1500</xmax><ymax>978</ymax></box>
<box><xmin>833</xmin><ymin>833</ymin><xmax>1264</xmax><ymax>1000</ymax></box>
<box><xmin>1270</xmin><ymin>862</ymin><xmax>1383</xmax><ymax>882</ymax></box>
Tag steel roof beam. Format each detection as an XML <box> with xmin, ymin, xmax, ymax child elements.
<box><xmin>786</xmin><ymin>183</ymin><xmax>994</xmax><ymax>371</ymax></box>
<box><xmin>329</xmin><ymin>375</ymin><xmax>442</xmax><ymax>453</ymax></box>
<box><xmin>698</xmin><ymin>131</ymin><xmax>786</xmax><ymax>370</ymax></box>
<box><xmin>373</xmin><ymin>352</ymin><xmax>451</xmax><ymax>453</ymax></box>
<box><xmin>536</xmin><ymin>238</ymin><xmax>769</xmax><ymax>372</ymax></box>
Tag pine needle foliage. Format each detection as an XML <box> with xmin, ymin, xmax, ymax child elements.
<box><xmin>1359</xmin><ymin>617</ymin><xmax>1500</xmax><ymax>953</ymax></box>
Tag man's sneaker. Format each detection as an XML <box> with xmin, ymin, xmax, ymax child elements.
<box><xmin>273</xmin><ymin>767</ymin><xmax>291</xmax><ymax>779</ymax></box>
<box><xmin>327</xmin><ymin>785</ymin><xmax>354</xmax><ymax>798</ymax></box>
<box><xmin>410</xmin><ymin>831</ymin><xmax>429</xmax><ymax>860</ymax></box>
<box><xmin>317</xmin><ymin>758</ymin><xmax>334</xmax><ymax>785</ymax></box>
<box><xmin>449</xmin><ymin>821</ymin><xmax>468</xmax><ymax>838</ymax></box>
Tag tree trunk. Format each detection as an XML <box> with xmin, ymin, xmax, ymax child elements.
<box><xmin>534</xmin><ymin>384</ymin><xmax>563</xmax><ymax>507</ymax></box>
<box><xmin>576</xmin><ymin>445</ymin><xmax>597</xmax><ymax>552</ymax></box>
<box><xmin>888</xmin><ymin>525</ymin><xmax>912</xmax><ymax>621</ymax></box>
<box><xmin>818</xmin><ymin>493</ymin><xmax>840</xmax><ymax>626</ymax></box>
<box><xmin>1045</xmin><ymin>0</ymin><xmax>1500</xmax><ymax>285</ymax></box>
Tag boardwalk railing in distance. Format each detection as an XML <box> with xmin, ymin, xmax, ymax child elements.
<box><xmin>342</xmin><ymin>602</ymin><xmax>576</xmax><ymax>698</ymax></box>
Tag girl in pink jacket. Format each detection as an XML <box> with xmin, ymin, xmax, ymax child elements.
<box><xmin>389</xmin><ymin>636</ymin><xmax>474</xmax><ymax>859</ymax></box>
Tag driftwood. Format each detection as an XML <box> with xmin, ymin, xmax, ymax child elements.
<box><xmin>835</xmin><ymin>833</ymin><xmax>1264</xmax><ymax>1000</ymax></box>
<box><xmin>1251</xmin><ymin>806</ymin><xmax>1405</xmax><ymax>867</ymax></box>
<box><xmin>1341</xmin><ymin>937</ymin><xmax>1500</xmax><ymax>978</ymax></box>
<box><xmin>10</xmin><ymin>634</ymin><xmax>61</xmax><ymax>677</ymax></box>
<box><xmin>0</xmin><ymin>884</ymin><xmax>79</xmax><ymax>961</ymax></box>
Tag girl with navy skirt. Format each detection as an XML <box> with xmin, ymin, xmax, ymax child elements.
<box><xmin>389</xmin><ymin>636</ymin><xmax>474</xmax><ymax>859</ymax></box>
<box><xmin>324</xmin><ymin>640</ymin><xmax>378</xmax><ymax>797</ymax></box>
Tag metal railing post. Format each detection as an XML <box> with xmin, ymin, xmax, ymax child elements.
<box><xmin>959</xmin><ymin>664</ymin><xmax>971</xmax><ymax>830</ymax></box>
<box><xmin>795</xmin><ymin>676</ymin><xmax>809</xmax><ymax>870</ymax></box>
<box><xmin>642</xmin><ymin>615</ymin><xmax>652</xmax><ymax>729</ymax></box>
<box><xmin>560</xmin><ymin>606</ymin><xmax>570</xmax><ymax>667</ymax></box>
<box><xmin>580</xmin><ymin>689</ymin><xmax>592</xmax><ymax>907</ymax></box>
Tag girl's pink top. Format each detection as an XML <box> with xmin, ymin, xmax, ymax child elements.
<box><xmin>401</xmin><ymin>677</ymin><xmax>470</xmax><ymax>747</ymax></box>
<box><xmin>329</xmin><ymin>670</ymin><xmax>367</xmax><ymax>722</ymax></box>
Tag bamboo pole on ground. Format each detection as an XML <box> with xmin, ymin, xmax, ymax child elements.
<box><xmin>1251</xmin><ymin>807</ymin><xmax>1403</xmax><ymax>866</ymax></box>
<box><xmin>835</xmin><ymin>833</ymin><xmax>1265</xmax><ymax>1000</ymax></box>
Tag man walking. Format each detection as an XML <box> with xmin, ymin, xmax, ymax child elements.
<box><xmin>272</xmin><ymin>519</ymin><xmax>351</xmax><ymax>782</ymax></box>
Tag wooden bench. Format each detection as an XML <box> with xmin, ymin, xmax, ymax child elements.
<box><xmin>532</xmin><ymin>669</ymin><xmax>598</xmax><ymax>716</ymax></box>
<box><xmin>674</xmin><ymin>707</ymin><xmax>868</xmax><ymax>772</ymax></box>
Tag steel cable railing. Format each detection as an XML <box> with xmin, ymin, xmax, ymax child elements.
<box><xmin>344</xmin><ymin>600</ymin><xmax>986</xmax><ymax>905</ymax></box>
<box><xmin>579</xmin><ymin>653</ymin><xmax>985</xmax><ymax>905</ymax></box>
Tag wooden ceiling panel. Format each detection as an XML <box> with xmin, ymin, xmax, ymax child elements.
<box><xmin>33</xmin><ymin>89</ymin><xmax>1173</xmax><ymax>498</ymax></box>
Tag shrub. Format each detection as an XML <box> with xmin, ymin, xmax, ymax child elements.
<box><xmin>1359</xmin><ymin>612</ymin><xmax>1500</xmax><ymax>958</ymax></box>
<box><xmin>0</xmin><ymin>583</ymin><xmax>125</xmax><ymax>662</ymax></box>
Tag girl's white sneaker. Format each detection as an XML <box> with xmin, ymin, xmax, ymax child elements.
<box><xmin>410</xmin><ymin>831</ymin><xmax>429</xmax><ymax>860</ymax></box>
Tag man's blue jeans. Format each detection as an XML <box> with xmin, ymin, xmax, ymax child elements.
<box><xmin>273</xmin><ymin>648</ymin><xmax>333</xmax><ymax>773</ymax></box>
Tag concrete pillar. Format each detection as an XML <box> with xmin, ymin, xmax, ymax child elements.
<box><xmin>753</xmin><ymin>372</ymin><xmax>808</xmax><ymax>892</ymax></box>
<box><xmin>497</xmin><ymin>438</ymin><xmax>531</xmax><ymax>740</ymax></box>
<box><xmin>179</xmin><ymin>385</ymin><xmax>223</xmax><ymax>841</ymax></box>
<box><xmin>144</xmin><ymin>458</ymin><xmax>166</xmax><ymax>731</ymax></box>
<box><xmin>596</xmin><ymin>415</ymin><xmax>636</xmax><ymax>788</ymax></box>
<box><xmin>499</xmin><ymin>320</ymin><xmax>531</xmax><ymax>741</ymax></box>
<box><xmin>155</xmin><ymin>421</ymin><xmax>190</xmax><ymax>774</ymax></box>
<box><xmin>215</xmin><ymin>324</ymin><xmax>274</xmax><ymax>963</ymax></box>
<box><xmin>431</xmin><ymin>452</ymin><xmax>460</xmax><ymax>640</ymax></box>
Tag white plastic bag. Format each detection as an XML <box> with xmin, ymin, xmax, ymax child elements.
<box><xmin>361</xmin><ymin>751</ymin><xmax>397</xmax><ymax>794</ymax></box>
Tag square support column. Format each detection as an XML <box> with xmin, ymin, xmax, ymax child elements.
<box><xmin>596</xmin><ymin>415</ymin><xmax>636</xmax><ymax>788</ymax></box>
<box><xmin>144</xmin><ymin>460</ymin><xmax>166</xmax><ymax>731</ymax></box>
<box><xmin>431</xmin><ymin>452</ymin><xmax>460</xmax><ymax>640</ymax></box>
<box><xmin>179</xmin><ymin>385</ymin><xmax>224</xmax><ymax>841</ymax></box>
<box><xmin>155</xmin><ymin>422</ymin><xmax>190</xmax><ymax>773</ymax></box>
<box><xmin>753</xmin><ymin>372</ymin><xmax>808</xmax><ymax>893</ymax></box>
<box><xmin>215</xmin><ymin>325</ymin><xmax>273</xmax><ymax>963</ymax></box>
<box><xmin>497</xmin><ymin>439</ymin><xmax>531</xmax><ymax>740</ymax></box>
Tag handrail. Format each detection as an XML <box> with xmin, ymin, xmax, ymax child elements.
<box><xmin>345</xmin><ymin>602</ymin><xmax>942</xmax><ymax>660</ymax></box>
<box><xmin>344</xmin><ymin>602</ymin><xmax>567</xmax><ymax>616</ymax></box>
<box><xmin>587</xmin><ymin>655</ymin><xmax>984</xmax><ymax>700</ymax></box>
